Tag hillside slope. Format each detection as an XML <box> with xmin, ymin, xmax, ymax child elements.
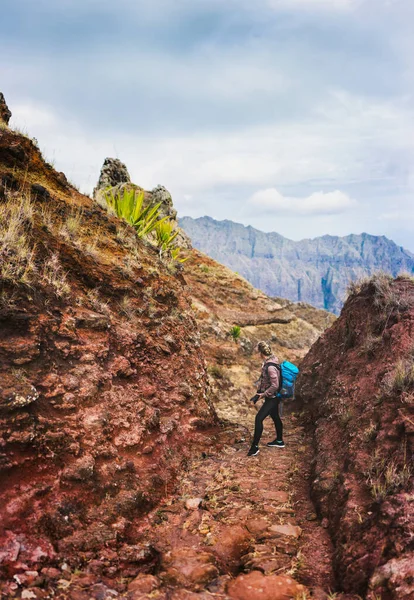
<box><xmin>297</xmin><ymin>274</ymin><xmax>414</xmax><ymax>599</ymax></box>
<box><xmin>0</xmin><ymin>107</ymin><xmax>216</xmax><ymax>592</ymax></box>
<box><xmin>180</xmin><ymin>215</ymin><xmax>414</xmax><ymax>314</ymax></box>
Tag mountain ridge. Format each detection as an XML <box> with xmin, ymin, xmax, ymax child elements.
<box><xmin>179</xmin><ymin>215</ymin><xmax>414</xmax><ymax>313</ymax></box>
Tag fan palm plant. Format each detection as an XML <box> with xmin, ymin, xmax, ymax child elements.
<box><xmin>104</xmin><ymin>188</ymin><xmax>164</xmax><ymax>238</ymax></box>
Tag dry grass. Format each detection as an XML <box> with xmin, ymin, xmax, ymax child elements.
<box><xmin>0</xmin><ymin>196</ymin><xmax>37</xmax><ymax>285</ymax></box>
<box><xmin>346</xmin><ymin>275</ymin><xmax>372</xmax><ymax>297</ymax></box>
<box><xmin>360</xmin><ymin>333</ymin><xmax>383</xmax><ymax>357</ymax></box>
<box><xmin>347</xmin><ymin>272</ymin><xmax>413</xmax><ymax>309</ymax></box>
<box><xmin>0</xmin><ymin>289</ymin><xmax>18</xmax><ymax>311</ymax></box>
<box><xmin>86</xmin><ymin>288</ymin><xmax>110</xmax><ymax>315</ymax></box>
<box><xmin>59</xmin><ymin>208</ymin><xmax>84</xmax><ymax>239</ymax></box>
<box><xmin>39</xmin><ymin>206</ymin><xmax>55</xmax><ymax>231</ymax></box>
<box><xmin>382</xmin><ymin>359</ymin><xmax>414</xmax><ymax>395</ymax></box>
<box><xmin>208</xmin><ymin>365</ymin><xmax>225</xmax><ymax>379</ymax></box>
<box><xmin>362</xmin><ymin>421</ymin><xmax>378</xmax><ymax>443</ymax></box>
<box><xmin>119</xmin><ymin>295</ymin><xmax>139</xmax><ymax>319</ymax></box>
<box><xmin>396</xmin><ymin>271</ymin><xmax>414</xmax><ymax>283</ymax></box>
<box><xmin>365</xmin><ymin>450</ymin><xmax>412</xmax><ymax>502</ymax></box>
<box><xmin>0</xmin><ymin>194</ymin><xmax>71</xmax><ymax>299</ymax></box>
<box><xmin>41</xmin><ymin>254</ymin><xmax>71</xmax><ymax>298</ymax></box>
<box><xmin>353</xmin><ymin>272</ymin><xmax>413</xmax><ymax>312</ymax></box>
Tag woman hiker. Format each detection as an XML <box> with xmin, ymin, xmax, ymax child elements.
<box><xmin>248</xmin><ymin>341</ymin><xmax>285</xmax><ymax>457</ymax></box>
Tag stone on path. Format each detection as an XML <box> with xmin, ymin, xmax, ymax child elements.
<box><xmin>161</xmin><ymin>547</ymin><xmax>218</xmax><ymax>590</ymax></box>
<box><xmin>268</xmin><ymin>524</ymin><xmax>302</xmax><ymax>539</ymax></box>
<box><xmin>185</xmin><ymin>497</ymin><xmax>203</xmax><ymax>510</ymax></box>
<box><xmin>211</xmin><ymin>524</ymin><xmax>252</xmax><ymax>569</ymax></box>
<box><xmin>245</xmin><ymin>518</ymin><xmax>269</xmax><ymax>535</ymax></box>
<box><xmin>128</xmin><ymin>573</ymin><xmax>159</xmax><ymax>593</ymax></box>
<box><xmin>227</xmin><ymin>570</ymin><xmax>306</xmax><ymax>600</ymax></box>
<box><xmin>260</xmin><ymin>490</ymin><xmax>289</xmax><ymax>503</ymax></box>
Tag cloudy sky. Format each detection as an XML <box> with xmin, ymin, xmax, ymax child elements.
<box><xmin>2</xmin><ymin>0</ymin><xmax>414</xmax><ymax>250</ymax></box>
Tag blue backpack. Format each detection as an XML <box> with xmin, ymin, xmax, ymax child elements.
<box><xmin>265</xmin><ymin>361</ymin><xmax>300</xmax><ymax>399</ymax></box>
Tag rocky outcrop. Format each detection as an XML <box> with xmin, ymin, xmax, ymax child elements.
<box><xmin>297</xmin><ymin>274</ymin><xmax>414</xmax><ymax>599</ymax></box>
<box><xmin>151</xmin><ymin>184</ymin><xmax>178</xmax><ymax>221</ymax></box>
<box><xmin>180</xmin><ymin>216</ymin><xmax>414</xmax><ymax>314</ymax></box>
<box><xmin>0</xmin><ymin>92</ymin><xmax>12</xmax><ymax>125</ymax></box>
<box><xmin>93</xmin><ymin>157</ymin><xmax>131</xmax><ymax>200</ymax></box>
<box><xmin>0</xmin><ymin>118</ymin><xmax>216</xmax><ymax>593</ymax></box>
<box><xmin>94</xmin><ymin>159</ymin><xmax>192</xmax><ymax>249</ymax></box>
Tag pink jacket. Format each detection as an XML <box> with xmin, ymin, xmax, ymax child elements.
<box><xmin>257</xmin><ymin>355</ymin><xmax>280</xmax><ymax>398</ymax></box>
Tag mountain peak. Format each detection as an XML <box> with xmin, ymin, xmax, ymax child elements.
<box><xmin>179</xmin><ymin>216</ymin><xmax>414</xmax><ymax>314</ymax></box>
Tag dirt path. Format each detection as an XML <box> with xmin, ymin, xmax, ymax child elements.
<box><xmin>123</xmin><ymin>412</ymin><xmax>342</xmax><ymax>599</ymax></box>
<box><xmin>24</xmin><ymin>409</ymin><xmax>363</xmax><ymax>599</ymax></box>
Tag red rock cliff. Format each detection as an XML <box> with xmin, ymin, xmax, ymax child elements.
<box><xmin>0</xmin><ymin>124</ymin><xmax>216</xmax><ymax>582</ymax></box>
<box><xmin>297</xmin><ymin>275</ymin><xmax>414</xmax><ymax>599</ymax></box>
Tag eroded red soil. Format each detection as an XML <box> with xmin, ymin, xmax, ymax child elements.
<box><xmin>298</xmin><ymin>276</ymin><xmax>414</xmax><ymax>599</ymax></box>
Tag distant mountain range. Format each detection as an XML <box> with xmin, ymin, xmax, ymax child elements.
<box><xmin>179</xmin><ymin>216</ymin><xmax>414</xmax><ymax>314</ymax></box>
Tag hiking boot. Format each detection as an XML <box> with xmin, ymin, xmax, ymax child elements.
<box><xmin>266</xmin><ymin>439</ymin><xmax>285</xmax><ymax>448</ymax></box>
<box><xmin>247</xmin><ymin>445</ymin><xmax>260</xmax><ymax>457</ymax></box>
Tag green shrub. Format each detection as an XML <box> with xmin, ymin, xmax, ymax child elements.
<box><xmin>104</xmin><ymin>188</ymin><xmax>189</xmax><ymax>264</ymax></box>
<box><xmin>230</xmin><ymin>325</ymin><xmax>241</xmax><ymax>342</ymax></box>
<box><xmin>104</xmin><ymin>188</ymin><xmax>163</xmax><ymax>238</ymax></box>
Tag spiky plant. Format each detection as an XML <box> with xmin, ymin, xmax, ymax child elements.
<box><xmin>230</xmin><ymin>325</ymin><xmax>241</xmax><ymax>342</ymax></box>
<box><xmin>104</xmin><ymin>188</ymin><xmax>164</xmax><ymax>238</ymax></box>
<box><xmin>170</xmin><ymin>247</ymin><xmax>191</xmax><ymax>263</ymax></box>
<box><xmin>155</xmin><ymin>220</ymin><xmax>179</xmax><ymax>257</ymax></box>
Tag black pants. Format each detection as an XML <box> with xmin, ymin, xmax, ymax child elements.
<box><xmin>252</xmin><ymin>398</ymin><xmax>283</xmax><ymax>446</ymax></box>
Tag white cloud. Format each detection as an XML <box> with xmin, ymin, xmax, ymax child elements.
<box><xmin>11</xmin><ymin>104</ymin><xmax>58</xmax><ymax>129</ymax></box>
<box><xmin>249</xmin><ymin>188</ymin><xmax>356</xmax><ymax>215</ymax></box>
<box><xmin>266</xmin><ymin>0</ymin><xmax>357</xmax><ymax>11</ymax></box>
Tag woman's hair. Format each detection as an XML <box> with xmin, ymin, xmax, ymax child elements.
<box><xmin>257</xmin><ymin>341</ymin><xmax>272</xmax><ymax>356</ymax></box>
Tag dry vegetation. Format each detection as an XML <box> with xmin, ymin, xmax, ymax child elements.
<box><xmin>348</xmin><ymin>272</ymin><xmax>414</xmax><ymax>311</ymax></box>
<box><xmin>382</xmin><ymin>358</ymin><xmax>414</xmax><ymax>395</ymax></box>
<box><xmin>0</xmin><ymin>183</ymin><xmax>182</xmax><ymax>316</ymax></box>
<box><xmin>365</xmin><ymin>449</ymin><xmax>412</xmax><ymax>502</ymax></box>
<box><xmin>0</xmin><ymin>195</ymin><xmax>70</xmax><ymax>299</ymax></box>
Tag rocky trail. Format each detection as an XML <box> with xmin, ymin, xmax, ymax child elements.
<box><xmin>140</xmin><ymin>413</ymin><xmax>337</xmax><ymax>600</ymax></box>
<box><xmin>43</xmin><ymin>410</ymin><xmax>347</xmax><ymax>600</ymax></box>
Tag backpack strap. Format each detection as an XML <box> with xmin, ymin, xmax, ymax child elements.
<box><xmin>264</xmin><ymin>362</ymin><xmax>283</xmax><ymax>393</ymax></box>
